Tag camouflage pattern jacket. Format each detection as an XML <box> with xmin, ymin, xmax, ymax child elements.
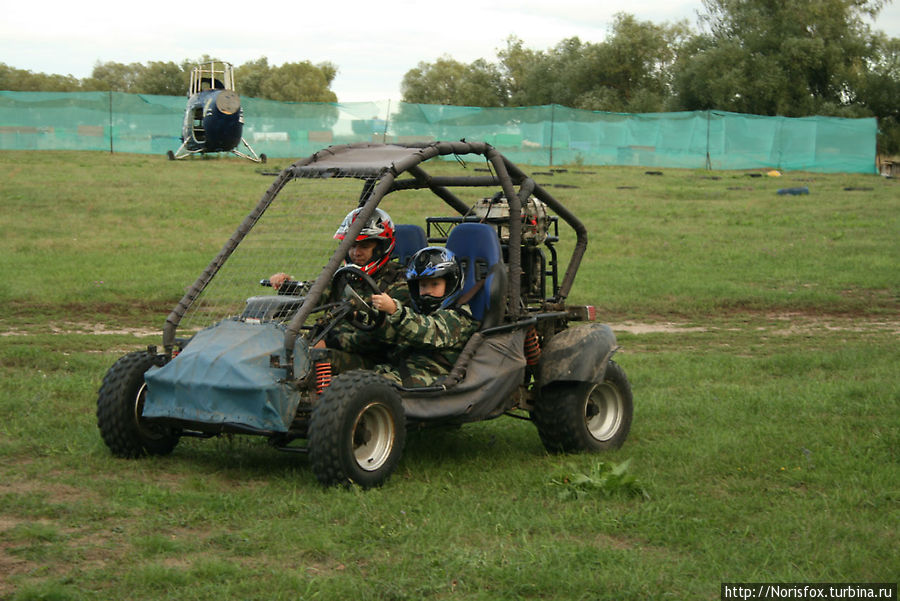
<box><xmin>331</xmin><ymin>300</ymin><xmax>479</xmax><ymax>387</ymax></box>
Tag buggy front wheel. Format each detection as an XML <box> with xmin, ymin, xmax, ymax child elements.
<box><xmin>97</xmin><ymin>351</ymin><xmax>180</xmax><ymax>458</ymax></box>
<box><xmin>308</xmin><ymin>371</ymin><xmax>406</xmax><ymax>488</ymax></box>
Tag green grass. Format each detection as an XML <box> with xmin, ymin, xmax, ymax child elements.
<box><xmin>0</xmin><ymin>151</ymin><xmax>898</xmax><ymax>600</ymax></box>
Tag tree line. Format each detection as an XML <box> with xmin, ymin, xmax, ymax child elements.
<box><xmin>401</xmin><ymin>1</ymin><xmax>899</xmax><ymax>153</ymax></box>
<box><xmin>0</xmin><ymin>55</ymin><xmax>339</xmax><ymax>102</ymax></box>
<box><xmin>1</xmin><ymin>0</ymin><xmax>898</xmax><ymax>152</ymax></box>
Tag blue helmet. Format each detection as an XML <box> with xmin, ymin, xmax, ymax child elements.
<box><xmin>405</xmin><ymin>246</ymin><xmax>464</xmax><ymax>315</ymax></box>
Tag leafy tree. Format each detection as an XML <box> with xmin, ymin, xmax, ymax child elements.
<box><xmin>134</xmin><ymin>61</ymin><xmax>187</xmax><ymax>96</ymax></box>
<box><xmin>672</xmin><ymin>0</ymin><xmax>889</xmax><ymax>116</ymax></box>
<box><xmin>401</xmin><ymin>55</ymin><xmax>506</xmax><ymax>106</ymax></box>
<box><xmin>0</xmin><ymin>63</ymin><xmax>26</xmax><ymax>90</ymax></box>
<box><xmin>511</xmin><ymin>16</ymin><xmax>691</xmax><ymax>113</ymax></box>
<box><xmin>859</xmin><ymin>34</ymin><xmax>900</xmax><ymax>153</ymax></box>
<box><xmin>19</xmin><ymin>56</ymin><xmax>339</xmax><ymax>101</ymax></box>
<box><xmin>498</xmin><ymin>37</ymin><xmax>577</xmax><ymax>107</ymax></box>
<box><xmin>235</xmin><ymin>57</ymin><xmax>271</xmax><ymax>98</ymax></box>
<box><xmin>496</xmin><ymin>36</ymin><xmax>564</xmax><ymax>107</ymax></box>
<box><xmin>458</xmin><ymin>59</ymin><xmax>508</xmax><ymax>107</ymax></box>
<box><xmin>587</xmin><ymin>14</ymin><xmax>690</xmax><ymax>112</ymax></box>
<box><xmin>0</xmin><ymin>63</ymin><xmax>80</xmax><ymax>91</ymax></box>
<box><xmin>418</xmin><ymin>19</ymin><xmax>688</xmax><ymax>112</ymax></box>
<box><xmin>82</xmin><ymin>61</ymin><xmax>144</xmax><ymax>92</ymax></box>
<box><xmin>38</xmin><ymin>73</ymin><xmax>82</xmax><ymax>92</ymax></box>
<box><xmin>259</xmin><ymin>61</ymin><xmax>338</xmax><ymax>102</ymax></box>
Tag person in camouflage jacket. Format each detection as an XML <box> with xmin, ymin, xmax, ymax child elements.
<box><xmin>328</xmin><ymin>246</ymin><xmax>479</xmax><ymax>387</ymax></box>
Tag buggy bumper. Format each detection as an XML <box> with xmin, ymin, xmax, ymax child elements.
<box><xmin>143</xmin><ymin>320</ymin><xmax>305</xmax><ymax>433</ymax></box>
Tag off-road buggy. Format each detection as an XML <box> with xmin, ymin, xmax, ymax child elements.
<box><xmin>97</xmin><ymin>140</ymin><xmax>633</xmax><ymax>487</ymax></box>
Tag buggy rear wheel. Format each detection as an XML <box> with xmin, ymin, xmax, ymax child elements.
<box><xmin>533</xmin><ymin>360</ymin><xmax>633</xmax><ymax>453</ymax></box>
<box><xmin>308</xmin><ymin>371</ymin><xmax>405</xmax><ymax>488</ymax></box>
<box><xmin>97</xmin><ymin>351</ymin><xmax>180</xmax><ymax>458</ymax></box>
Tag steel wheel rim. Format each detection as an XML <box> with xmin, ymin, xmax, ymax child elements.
<box><xmin>585</xmin><ymin>382</ymin><xmax>624</xmax><ymax>442</ymax></box>
<box><xmin>133</xmin><ymin>383</ymin><xmax>166</xmax><ymax>441</ymax></box>
<box><xmin>352</xmin><ymin>402</ymin><xmax>395</xmax><ymax>472</ymax></box>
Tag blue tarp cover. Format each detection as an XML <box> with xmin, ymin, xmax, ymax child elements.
<box><xmin>143</xmin><ymin>320</ymin><xmax>299</xmax><ymax>432</ymax></box>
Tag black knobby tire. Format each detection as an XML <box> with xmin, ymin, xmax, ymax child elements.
<box><xmin>308</xmin><ymin>371</ymin><xmax>406</xmax><ymax>488</ymax></box>
<box><xmin>96</xmin><ymin>351</ymin><xmax>180</xmax><ymax>458</ymax></box>
<box><xmin>533</xmin><ymin>360</ymin><xmax>633</xmax><ymax>453</ymax></box>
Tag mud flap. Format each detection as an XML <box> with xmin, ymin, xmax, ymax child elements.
<box><xmin>536</xmin><ymin>323</ymin><xmax>617</xmax><ymax>388</ymax></box>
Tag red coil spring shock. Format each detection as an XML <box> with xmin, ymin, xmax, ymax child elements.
<box><xmin>524</xmin><ymin>327</ymin><xmax>541</xmax><ymax>366</ymax></box>
<box><xmin>315</xmin><ymin>361</ymin><xmax>332</xmax><ymax>394</ymax></box>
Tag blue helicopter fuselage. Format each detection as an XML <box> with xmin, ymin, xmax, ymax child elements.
<box><xmin>181</xmin><ymin>88</ymin><xmax>244</xmax><ymax>153</ymax></box>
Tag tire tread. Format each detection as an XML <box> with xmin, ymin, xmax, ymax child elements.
<box><xmin>533</xmin><ymin>360</ymin><xmax>632</xmax><ymax>453</ymax></box>
<box><xmin>97</xmin><ymin>351</ymin><xmax>178</xmax><ymax>458</ymax></box>
<box><xmin>308</xmin><ymin>370</ymin><xmax>405</xmax><ymax>487</ymax></box>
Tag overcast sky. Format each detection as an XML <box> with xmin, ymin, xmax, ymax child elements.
<box><xmin>2</xmin><ymin>0</ymin><xmax>898</xmax><ymax>102</ymax></box>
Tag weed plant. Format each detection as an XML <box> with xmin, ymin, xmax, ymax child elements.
<box><xmin>0</xmin><ymin>151</ymin><xmax>897</xmax><ymax>600</ymax></box>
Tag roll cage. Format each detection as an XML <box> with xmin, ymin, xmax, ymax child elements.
<box><xmin>162</xmin><ymin>140</ymin><xmax>589</xmax><ymax>379</ymax></box>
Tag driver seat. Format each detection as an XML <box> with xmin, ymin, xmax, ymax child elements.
<box><xmin>445</xmin><ymin>223</ymin><xmax>507</xmax><ymax>330</ymax></box>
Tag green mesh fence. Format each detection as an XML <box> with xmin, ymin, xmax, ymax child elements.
<box><xmin>0</xmin><ymin>91</ymin><xmax>877</xmax><ymax>173</ymax></box>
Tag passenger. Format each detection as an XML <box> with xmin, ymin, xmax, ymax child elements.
<box><xmin>328</xmin><ymin>246</ymin><xmax>480</xmax><ymax>387</ymax></box>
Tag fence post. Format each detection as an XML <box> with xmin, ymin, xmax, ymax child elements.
<box><xmin>108</xmin><ymin>91</ymin><xmax>114</xmax><ymax>154</ymax></box>
<box><xmin>549</xmin><ymin>104</ymin><xmax>555</xmax><ymax>167</ymax></box>
<box><xmin>382</xmin><ymin>99</ymin><xmax>391</xmax><ymax>143</ymax></box>
<box><xmin>705</xmin><ymin>110</ymin><xmax>711</xmax><ymax>170</ymax></box>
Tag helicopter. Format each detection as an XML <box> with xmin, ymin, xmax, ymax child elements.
<box><xmin>167</xmin><ymin>61</ymin><xmax>266</xmax><ymax>163</ymax></box>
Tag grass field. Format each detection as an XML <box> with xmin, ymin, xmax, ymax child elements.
<box><xmin>1</xmin><ymin>151</ymin><xmax>897</xmax><ymax>600</ymax></box>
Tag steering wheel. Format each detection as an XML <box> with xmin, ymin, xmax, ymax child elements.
<box><xmin>330</xmin><ymin>266</ymin><xmax>386</xmax><ymax>331</ymax></box>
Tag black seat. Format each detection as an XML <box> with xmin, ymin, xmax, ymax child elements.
<box><xmin>445</xmin><ymin>223</ymin><xmax>507</xmax><ymax>329</ymax></box>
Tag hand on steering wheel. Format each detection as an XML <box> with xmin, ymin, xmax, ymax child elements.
<box><xmin>331</xmin><ymin>266</ymin><xmax>386</xmax><ymax>331</ymax></box>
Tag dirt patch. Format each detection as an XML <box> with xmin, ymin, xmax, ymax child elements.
<box><xmin>4</xmin><ymin>315</ymin><xmax>897</xmax><ymax>338</ymax></box>
<box><xmin>609</xmin><ymin>313</ymin><xmax>900</xmax><ymax>336</ymax></box>
<box><xmin>2</xmin><ymin>322</ymin><xmax>160</xmax><ymax>337</ymax></box>
<box><xmin>610</xmin><ymin>322</ymin><xmax>707</xmax><ymax>334</ymax></box>
<box><xmin>0</xmin><ymin>479</ymin><xmax>103</xmax><ymax>514</ymax></box>
<box><xmin>7</xmin><ymin>320</ymin><xmax>708</xmax><ymax>337</ymax></box>
<box><xmin>759</xmin><ymin>312</ymin><xmax>900</xmax><ymax>336</ymax></box>
<box><xmin>0</xmin><ymin>517</ymin><xmax>123</xmax><ymax>597</ymax></box>
<box><xmin>0</xmin><ymin>544</ymin><xmax>33</xmax><ymax>597</ymax></box>
<box><xmin>0</xmin><ymin>517</ymin><xmax>52</xmax><ymax>597</ymax></box>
